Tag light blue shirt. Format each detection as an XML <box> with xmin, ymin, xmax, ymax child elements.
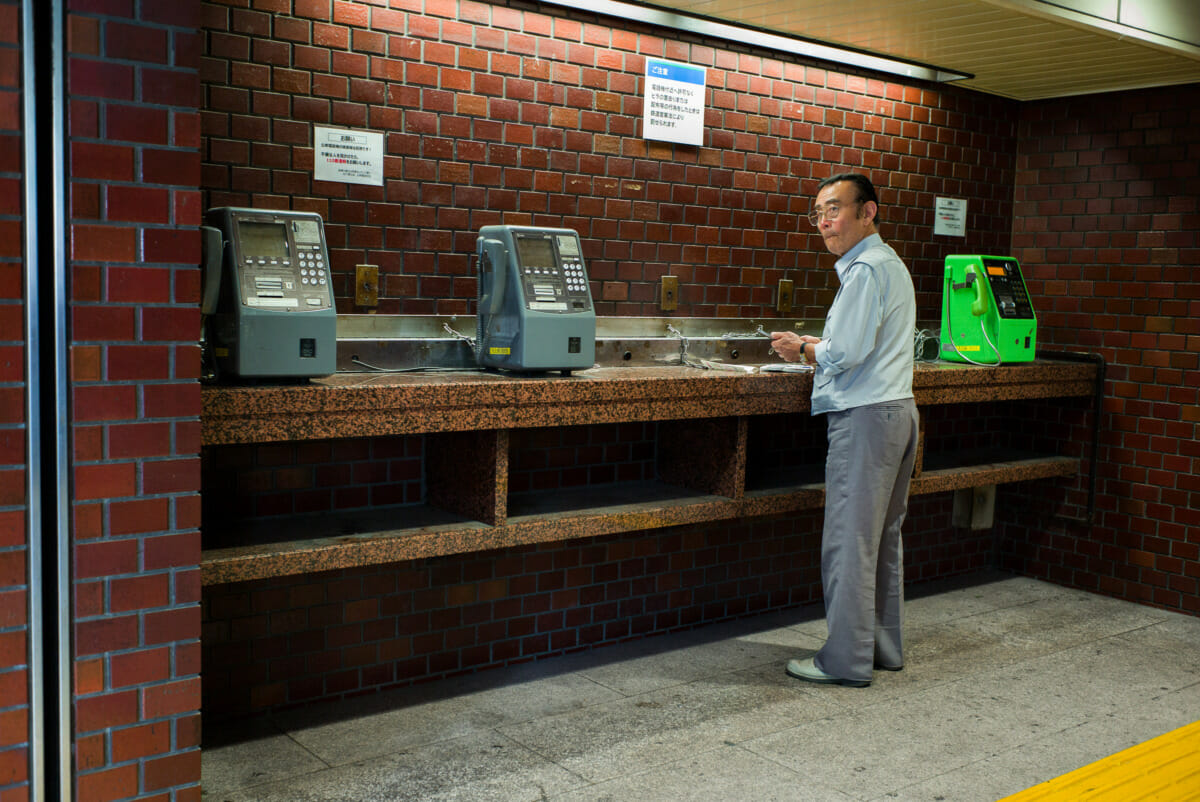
<box><xmin>810</xmin><ymin>233</ymin><xmax>916</xmax><ymax>415</ymax></box>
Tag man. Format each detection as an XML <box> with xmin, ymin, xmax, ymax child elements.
<box><xmin>770</xmin><ymin>173</ymin><xmax>919</xmax><ymax>688</ymax></box>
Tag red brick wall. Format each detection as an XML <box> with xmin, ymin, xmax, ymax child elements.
<box><xmin>199</xmin><ymin>0</ymin><xmax>1019</xmax><ymax>320</ymax></box>
<box><xmin>202</xmin><ymin>518</ymin><xmax>816</xmax><ymax>716</ymax></box>
<box><xmin>200</xmin><ymin>424</ymin><xmax>659</xmax><ymax>532</ymax></box>
<box><xmin>1001</xmin><ymin>85</ymin><xmax>1200</xmax><ymax>614</ymax></box>
<box><xmin>202</xmin><ymin>435</ymin><xmax>425</xmax><ymax>529</ymax></box>
<box><xmin>68</xmin><ymin>2</ymin><xmax>205</xmax><ymax>799</ymax></box>
<box><xmin>202</xmin><ymin>498</ymin><xmax>993</xmax><ymax>719</ymax></box>
<box><xmin>0</xmin><ymin>1</ymin><xmax>30</xmax><ymax>797</ymax></box>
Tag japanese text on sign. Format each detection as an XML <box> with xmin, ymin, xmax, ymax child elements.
<box><xmin>314</xmin><ymin>126</ymin><xmax>383</xmax><ymax>187</ymax></box>
<box><xmin>643</xmin><ymin>59</ymin><xmax>706</xmax><ymax>147</ymax></box>
<box><xmin>934</xmin><ymin>197</ymin><xmax>968</xmax><ymax>237</ymax></box>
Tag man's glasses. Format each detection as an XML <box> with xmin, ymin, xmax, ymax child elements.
<box><xmin>807</xmin><ymin>199</ymin><xmax>861</xmax><ymax>227</ymax></box>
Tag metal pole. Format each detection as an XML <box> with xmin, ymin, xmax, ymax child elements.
<box><xmin>20</xmin><ymin>0</ymin><xmax>44</xmax><ymax>794</ymax></box>
<box><xmin>24</xmin><ymin>0</ymin><xmax>71</xmax><ymax>798</ymax></box>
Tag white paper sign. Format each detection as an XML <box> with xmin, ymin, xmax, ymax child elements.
<box><xmin>643</xmin><ymin>59</ymin><xmax>706</xmax><ymax>146</ymax></box>
<box><xmin>314</xmin><ymin>126</ymin><xmax>383</xmax><ymax>186</ymax></box>
<box><xmin>934</xmin><ymin>197</ymin><xmax>967</xmax><ymax>237</ymax></box>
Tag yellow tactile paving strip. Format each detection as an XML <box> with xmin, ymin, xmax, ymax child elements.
<box><xmin>1000</xmin><ymin>719</ymin><xmax>1200</xmax><ymax>801</ymax></box>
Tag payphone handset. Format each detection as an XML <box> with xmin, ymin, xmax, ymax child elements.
<box><xmin>201</xmin><ymin>207</ymin><xmax>337</xmax><ymax>379</ymax></box>
<box><xmin>939</xmin><ymin>254</ymin><xmax>1037</xmax><ymax>365</ymax></box>
<box><xmin>474</xmin><ymin>225</ymin><xmax>596</xmax><ymax>373</ymax></box>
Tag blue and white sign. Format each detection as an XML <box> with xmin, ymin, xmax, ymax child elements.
<box><xmin>643</xmin><ymin>58</ymin><xmax>706</xmax><ymax>146</ymax></box>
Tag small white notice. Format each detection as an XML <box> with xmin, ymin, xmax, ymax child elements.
<box><xmin>314</xmin><ymin>126</ymin><xmax>383</xmax><ymax>186</ymax></box>
<box><xmin>934</xmin><ymin>197</ymin><xmax>967</xmax><ymax>237</ymax></box>
<box><xmin>643</xmin><ymin>58</ymin><xmax>706</xmax><ymax>147</ymax></box>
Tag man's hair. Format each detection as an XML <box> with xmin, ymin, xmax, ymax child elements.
<box><xmin>816</xmin><ymin>172</ymin><xmax>882</xmax><ymax>225</ymax></box>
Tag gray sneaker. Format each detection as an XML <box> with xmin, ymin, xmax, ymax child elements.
<box><xmin>785</xmin><ymin>657</ymin><xmax>870</xmax><ymax>688</ymax></box>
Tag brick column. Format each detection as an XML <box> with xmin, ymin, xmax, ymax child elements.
<box><xmin>0</xmin><ymin>2</ymin><xmax>31</xmax><ymax>798</ymax></box>
<box><xmin>1005</xmin><ymin>85</ymin><xmax>1200</xmax><ymax>612</ymax></box>
<box><xmin>68</xmin><ymin>1</ymin><xmax>204</xmax><ymax>799</ymax></box>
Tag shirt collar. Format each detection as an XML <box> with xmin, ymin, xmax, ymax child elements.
<box><xmin>834</xmin><ymin>232</ymin><xmax>883</xmax><ymax>280</ymax></box>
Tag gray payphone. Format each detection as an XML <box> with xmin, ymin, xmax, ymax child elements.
<box><xmin>475</xmin><ymin>225</ymin><xmax>596</xmax><ymax>373</ymax></box>
<box><xmin>201</xmin><ymin>207</ymin><xmax>336</xmax><ymax>379</ymax></box>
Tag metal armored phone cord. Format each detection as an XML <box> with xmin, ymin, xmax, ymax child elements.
<box><xmin>347</xmin><ymin>323</ymin><xmax>482</xmax><ymax>373</ymax></box>
<box><xmin>474</xmin><ymin>247</ymin><xmax>487</xmax><ymax>364</ymax></box>
<box><xmin>913</xmin><ymin>327</ymin><xmax>940</xmax><ymax>362</ymax></box>
<box><xmin>941</xmin><ymin>270</ymin><xmax>1003</xmax><ymax>367</ymax></box>
<box><xmin>474</xmin><ymin>238</ymin><xmax>509</xmax><ymax>366</ymax></box>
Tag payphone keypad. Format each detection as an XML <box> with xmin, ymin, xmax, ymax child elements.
<box><xmin>983</xmin><ymin>259</ymin><xmax>1034</xmax><ymax>319</ymax></box>
<box><xmin>298</xmin><ymin>247</ymin><xmax>327</xmax><ymax>286</ymax></box>
<box><xmin>563</xmin><ymin>260</ymin><xmax>587</xmax><ymax>293</ymax></box>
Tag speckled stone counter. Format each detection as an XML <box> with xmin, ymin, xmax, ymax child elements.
<box><xmin>202</xmin><ymin>358</ymin><xmax>1098</xmax><ymax>446</ymax></box>
<box><xmin>200</xmin><ymin>358</ymin><xmax>1099</xmax><ymax>586</ymax></box>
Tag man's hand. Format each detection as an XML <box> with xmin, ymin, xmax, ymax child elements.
<box><xmin>769</xmin><ymin>331</ymin><xmax>821</xmax><ymax>363</ymax></box>
<box><xmin>769</xmin><ymin>331</ymin><xmax>803</xmax><ymax>362</ymax></box>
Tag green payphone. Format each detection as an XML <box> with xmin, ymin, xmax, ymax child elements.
<box><xmin>940</xmin><ymin>255</ymin><xmax>1037</xmax><ymax>364</ymax></box>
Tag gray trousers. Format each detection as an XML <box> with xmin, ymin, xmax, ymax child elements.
<box><xmin>815</xmin><ymin>398</ymin><xmax>920</xmax><ymax>682</ymax></box>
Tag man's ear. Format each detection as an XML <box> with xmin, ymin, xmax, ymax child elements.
<box><xmin>862</xmin><ymin>200</ymin><xmax>879</xmax><ymax>226</ymax></box>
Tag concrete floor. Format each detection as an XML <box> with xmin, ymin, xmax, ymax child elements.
<box><xmin>201</xmin><ymin>571</ymin><xmax>1200</xmax><ymax>801</ymax></box>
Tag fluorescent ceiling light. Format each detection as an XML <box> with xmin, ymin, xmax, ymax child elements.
<box><xmin>538</xmin><ymin>0</ymin><xmax>973</xmax><ymax>83</ymax></box>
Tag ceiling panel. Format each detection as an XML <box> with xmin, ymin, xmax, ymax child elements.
<box><xmin>646</xmin><ymin>0</ymin><xmax>1200</xmax><ymax>100</ymax></box>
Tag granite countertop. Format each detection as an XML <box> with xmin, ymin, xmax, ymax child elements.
<box><xmin>201</xmin><ymin>358</ymin><xmax>1099</xmax><ymax>446</ymax></box>
<box><xmin>199</xmin><ymin>357</ymin><xmax>1099</xmax><ymax>585</ymax></box>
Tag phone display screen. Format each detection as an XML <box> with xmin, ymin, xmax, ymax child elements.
<box><xmin>238</xmin><ymin>221</ymin><xmax>290</xmax><ymax>258</ymax></box>
<box><xmin>516</xmin><ymin>237</ymin><xmax>556</xmax><ymax>270</ymax></box>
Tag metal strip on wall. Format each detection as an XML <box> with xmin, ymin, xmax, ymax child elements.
<box><xmin>20</xmin><ymin>0</ymin><xmax>43</xmax><ymax>792</ymax></box>
<box><xmin>23</xmin><ymin>0</ymin><xmax>71</xmax><ymax>799</ymax></box>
